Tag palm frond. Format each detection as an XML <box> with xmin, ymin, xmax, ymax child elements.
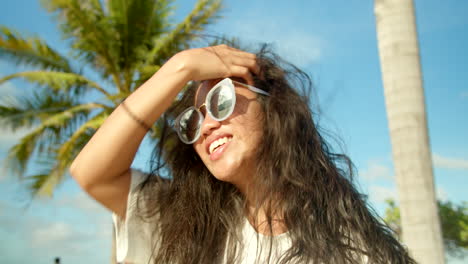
<box><xmin>42</xmin><ymin>0</ymin><xmax>121</xmax><ymax>81</ymax></box>
<box><xmin>107</xmin><ymin>0</ymin><xmax>172</xmax><ymax>75</ymax></box>
<box><xmin>27</xmin><ymin>174</ymin><xmax>51</xmax><ymax>194</ymax></box>
<box><xmin>0</xmin><ymin>71</ymin><xmax>109</xmax><ymax>96</ymax></box>
<box><xmin>19</xmin><ymin>110</ymin><xmax>108</xmax><ymax>197</ymax></box>
<box><xmin>32</xmin><ymin>170</ymin><xmax>63</xmax><ymax>197</ymax></box>
<box><xmin>4</xmin><ymin>103</ymin><xmax>105</xmax><ymax>176</ymax></box>
<box><xmin>26</xmin><ymin>160</ymin><xmax>63</xmax><ymax>197</ymax></box>
<box><xmin>28</xmin><ymin>111</ymin><xmax>109</xmax><ymax>197</ymax></box>
<box><xmin>0</xmin><ymin>91</ymin><xmax>76</xmax><ymax>130</ymax></box>
<box><xmin>22</xmin><ymin>150</ymin><xmax>58</xmax><ymax>197</ymax></box>
<box><xmin>4</xmin><ymin>0</ymin><xmax>225</xmax><ymax>198</ymax></box>
<box><xmin>146</xmin><ymin>0</ymin><xmax>223</xmax><ymax>66</ymax></box>
<box><xmin>0</xmin><ymin>26</ymin><xmax>72</xmax><ymax>72</ymax></box>
<box><xmin>57</xmin><ymin>111</ymin><xmax>108</xmax><ymax>171</ymax></box>
<box><xmin>105</xmin><ymin>91</ymin><xmax>132</xmax><ymax>105</ymax></box>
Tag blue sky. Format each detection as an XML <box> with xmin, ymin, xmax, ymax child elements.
<box><xmin>0</xmin><ymin>0</ymin><xmax>467</xmax><ymax>263</ymax></box>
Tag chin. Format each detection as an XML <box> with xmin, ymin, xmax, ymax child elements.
<box><xmin>209</xmin><ymin>157</ymin><xmax>252</xmax><ymax>187</ymax></box>
<box><xmin>211</xmin><ymin>173</ymin><xmax>236</xmax><ymax>183</ymax></box>
<box><xmin>209</xmin><ymin>164</ymin><xmax>238</xmax><ymax>183</ymax></box>
<box><xmin>205</xmin><ymin>156</ymin><xmax>237</xmax><ymax>179</ymax></box>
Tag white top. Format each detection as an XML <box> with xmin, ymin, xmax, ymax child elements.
<box><xmin>112</xmin><ymin>170</ymin><xmax>292</xmax><ymax>263</ymax></box>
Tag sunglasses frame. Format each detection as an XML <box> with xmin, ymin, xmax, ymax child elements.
<box><xmin>175</xmin><ymin>78</ymin><xmax>269</xmax><ymax>144</ymax></box>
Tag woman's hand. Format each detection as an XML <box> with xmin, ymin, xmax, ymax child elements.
<box><xmin>172</xmin><ymin>44</ymin><xmax>259</xmax><ymax>84</ymax></box>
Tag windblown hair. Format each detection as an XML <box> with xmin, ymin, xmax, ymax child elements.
<box><xmin>137</xmin><ymin>45</ymin><xmax>416</xmax><ymax>264</ymax></box>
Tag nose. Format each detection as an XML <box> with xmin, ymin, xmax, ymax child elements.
<box><xmin>201</xmin><ymin>113</ymin><xmax>221</xmax><ymax>137</ymax></box>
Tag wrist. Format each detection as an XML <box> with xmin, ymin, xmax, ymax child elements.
<box><xmin>167</xmin><ymin>51</ymin><xmax>195</xmax><ymax>82</ymax></box>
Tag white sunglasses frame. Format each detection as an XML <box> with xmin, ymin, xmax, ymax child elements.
<box><xmin>175</xmin><ymin>78</ymin><xmax>270</xmax><ymax>144</ymax></box>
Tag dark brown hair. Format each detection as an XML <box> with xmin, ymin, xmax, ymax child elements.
<box><xmin>137</xmin><ymin>45</ymin><xmax>416</xmax><ymax>264</ymax></box>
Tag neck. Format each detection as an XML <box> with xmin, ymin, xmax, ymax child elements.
<box><xmin>231</xmin><ymin>169</ymin><xmax>288</xmax><ymax>236</ymax></box>
<box><xmin>245</xmin><ymin>203</ymin><xmax>288</xmax><ymax>236</ymax></box>
<box><xmin>240</xmin><ymin>184</ymin><xmax>287</xmax><ymax>236</ymax></box>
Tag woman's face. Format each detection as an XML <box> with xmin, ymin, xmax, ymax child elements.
<box><xmin>193</xmin><ymin>79</ymin><xmax>265</xmax><ymax>190</ymax></box>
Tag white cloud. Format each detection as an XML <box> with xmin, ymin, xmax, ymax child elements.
<box><xmin>225</xmin><ymin>18</ymin><xmax>323</xmax><ymax>68</ymax></box>
<box><xmin>56</xmin><ymin>190</ymin><xmax>104</xmax><ymax>214</ymax></box>
<box><xmin>366</xmin><ymin>181</ymin><xmax>449</xmax><ymax>205</ymax></box>
<box><xmin>436</xmin><ymin>187</ymin><xmax>449</xmax><ymax>202</ymax></box>
<box><xmin>360</xmin><ymin>154</ymin><xmax>468</xmax><ymax>182</ymax></box>
<box><xmin>31</xmin><ymin>221</ymin><xmax>74</xmax><ymax>247</ymax></box>
<box><xmin>360</xmin><ymin>162</ymin><xmax>393</xmax><ymax>181</ymax></box>
<box><xmin>432</xmin><ymin>153</ymin><xmax>468</xmax><ymax>170</ymax></box>
<box><xmin>369</xmin><ymin>185</ymin><xmax>397</xmax><ymax>203</ymax></box>
<box><xmin>269</xmin><ymin>33</ymin><xmax>322</xmax><ymax>68</ymax></box>
<box><xmin>50</xmin><ymin>187</ymin><xmax>114</xmax><ymax>239</ymax></box>
<box><xmin>0</xmin><ymin>178</ymin><xmax>113</xmax><ymax>261</ymax></box>
<box><xmin>0</xmin><ymin>195</ymin><xmax>112</xmax><ymax>264</ymax></box>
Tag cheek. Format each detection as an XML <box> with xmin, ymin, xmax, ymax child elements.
<box><xmin>234</xmin><ymin>101</ymin><xmax>264</xmax><ymax>132</ymax></box>
<box><xmin>231</xmin><ymin>105</ymin><xmax>264</xmax><ymax>147</ymax></box>
<box><xmin>193</xmin><ymin>141</ymin><xmax>204</xmax><ymax>157</ymax></box>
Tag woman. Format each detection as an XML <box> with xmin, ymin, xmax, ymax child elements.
<box><xmin>71</xmin><ymin>44</ymin><xmax>415</xmax><ymax>263</ymax></box>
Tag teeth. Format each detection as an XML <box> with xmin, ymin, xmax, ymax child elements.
<box><xmin>209</xmin><ymin>137</ymin><xmax>232</xmax><ymax>154</ymax></box>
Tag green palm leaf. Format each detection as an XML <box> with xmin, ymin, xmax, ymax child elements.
<box><xmin>56</xmin><ymin>111</ymin><xmax>109</xmax><ymax>172</ymax></box>
<box><xmin>105</xmin><ymin>91</ymin><xmax>132</xmax><ymax>104</ymax></box>
<box><xmin>106</xmin><ymin>0</ymin><xmax>173</xmax><ymax>90</ymax></box>
<box><xmin>33</xmin><ymin>170</ymin><xmax>64</xmax><ymax>197</ymax></box>
<box><xmin>0</xmin><ymin>26</ymin><xmax>72</xmax><ymax>72</ymax></box>
<box><xmin>107</xmin><ymin>0</ymin><xmax>171</xmax><ymax>64</ymax></box>
<box><xmin>146</xmin><ymin>0</ymin><xmax>223</xmax><ymax>66</ymax></box>
<box><xmin>27</xmin><ymin>112</ymin><xmax>109</xmax><ymax>197</ymax></box>
<box><xmin>1</xmin><ymin>0</ymin><xmax>224</xmax><ymax>198</ymax></box>
<box><xmin>25</xmin><ymin>153</ymin><xmax>61</xmax><ymax>197</ymax></box>
<box><xmin>43</xmin><ymin>0</ymin><xmax>121</xmax><ymax>81</ymax></box>
<box><xmin>0</xmin><ymin>71</ymin><xmax>109</xmax><ymax>96</ymax></box>
<box><xmin>27</xmin><ymin>173</ymin><xmax>54</xmax><ymax>196</ymax></box>
<box><xmin>0</xmin><ymin>91</ymin><xmax>77</xmax><ymax>130</ymax></box>
<box><xmin>5</xmin><ymin>103</ymin><xmax>104</xmax><ymax>176</ymax></box>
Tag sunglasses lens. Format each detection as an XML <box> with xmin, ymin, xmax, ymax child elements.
<box><xmin>208</xmin><ymin>84</ymin><xmax>234</xmax><ymax>120</ymax></box>
<box><xmin>178</xmin><ymin>109</ymin><xmax>202</xmax><ymax>143</ymax></box>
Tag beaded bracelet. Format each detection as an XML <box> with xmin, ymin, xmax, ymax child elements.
<box><xmin>121</xmin><ymin>100</ymin><xmax>152</xmax><ymax>131</ymax></box>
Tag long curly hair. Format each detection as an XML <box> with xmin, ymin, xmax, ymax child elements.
<box><xmin>136</xmin><ymin>45</ymin><xmax>416</xmax><ymax>264</ymax></box>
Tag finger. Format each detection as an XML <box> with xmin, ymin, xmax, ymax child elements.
<box><xmin>226</xmin><ymin>49</ymin><xmax>259</xmax><ymax>74</ymax></box>
<box><xmin>229</xmin><ymin>56</ymin><xmax>260</xmax><ymax>76</ymax></box>
<box><xmin>228</xmin><ymin>65</ymin><xmax>254</xmax><ymax>85</ymax></box>
<box><xmin>218</xmin><ymin>45</ymin><xmax>257</xmax><ymax>60</ymax></box>
<box><xmin>231</xmin><ymin>50</ymin><xmax>257</xmax><ymax>61</ymax></box>
<box><xmin>249</xmin><ymin>59</ymin><xmax>260</xmax><ymax>76</ymax></box>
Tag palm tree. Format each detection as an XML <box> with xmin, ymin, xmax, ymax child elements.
<box><xmin>374</xmin><ymin>0</ymin><xmax>445</xmax><ymax>263</ymax></box>
<box><xmin>0</xmin><ymin>0</ymin><xmax>222</xmax><ymax>196</ymax></box>
<box><xmin>0</xmin><ymin>1</ymin><xmax>222</xmax><ymax>263</ymax></box>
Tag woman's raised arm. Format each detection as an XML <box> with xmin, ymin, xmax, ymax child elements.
<box><xmin>70</xmin><ymin>45</ymin><xmax>258</xmax><ymax>218</ymax></box>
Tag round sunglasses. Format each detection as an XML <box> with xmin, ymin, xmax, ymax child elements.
<box><xmin>175</xmin><ymin>78</ymin><xmax>270</xmax><ymax>144</ymax></box>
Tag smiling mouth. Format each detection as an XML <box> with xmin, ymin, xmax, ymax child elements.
<box><xmin>209</xmin><ymin>136</ymin><xmax>233</xmax><ymax>154</ymax></box>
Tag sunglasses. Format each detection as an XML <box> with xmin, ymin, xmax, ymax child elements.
<box><xmin>175</xmin><ymin>78</ymin><xmax>270</xmax><ymax>144</ymax></box>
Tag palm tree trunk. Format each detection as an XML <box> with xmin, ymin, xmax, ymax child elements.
<box><xmin>374</xmin><ymin>0</ymin><xmax>445</xmax><ymax>263</ymax></box>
